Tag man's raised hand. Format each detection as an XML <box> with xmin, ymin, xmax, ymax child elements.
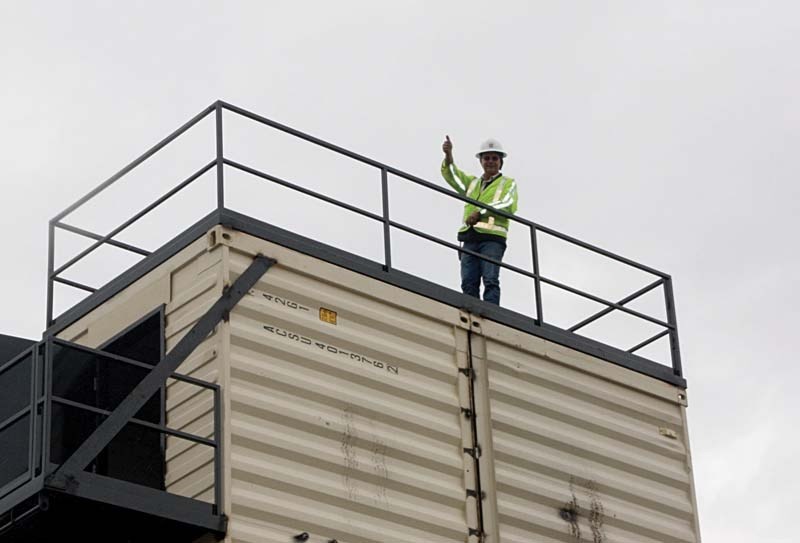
<box><xmin>442</xmin><ymin>135</ymin><xmax>453</xmax><ymax>165</ymax></box>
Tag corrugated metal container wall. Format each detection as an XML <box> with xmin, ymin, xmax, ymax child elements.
<box><xmin>56</xmin><ymin>235</ymin><xmax>226</xmax><ymax>505</ymax></box>
<box><xmin>471</xmin><ymin>319</ymin><xmax>701</xmax><ymax>543</ymax></box>
<box><xmin>222</xmin><ymin>230</ymin><xmax>477</xmax><ymax>543</ymax></box>
<box><xmin>162</xmin><ymin>240</ymin><xmax>225</xmax><ymax>504</ymax></box>
<box><xmin>54</xmin><ymin>224</ymin><xmax>701</xmax><ymax>543</ymax></box>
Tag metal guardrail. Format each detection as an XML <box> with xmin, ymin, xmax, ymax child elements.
<box><xmin>0</xmin><ymin>339</ymin><xmax>223</xmax><ymax>516</ymax></box>
<box><xmin>46</xmin><ymin>100</ymin><xmax>683</xmax><ymax>378</ymax></box>
<box><xmin>0</xmin><ymin>345</ymin><xmax>41</xmax><ymax>510</ymax></box>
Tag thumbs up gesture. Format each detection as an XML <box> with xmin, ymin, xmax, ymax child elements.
<box><xmin>442</xmin><ymin>135</ymin><xmax>453</xmax><ymax>165</ymax></box>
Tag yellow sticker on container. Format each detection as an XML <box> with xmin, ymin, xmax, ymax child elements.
<box><xmin>319</xmin><ymin>307</ymin><xmax>337</xmax><ymax>325</ymax></box>
<box><xmin>659</xmin><ymin>427</ymin><xmax>678</xmax><ymax>440</ymax></box>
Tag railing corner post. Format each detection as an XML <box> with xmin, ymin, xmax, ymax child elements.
<box><xmin>46</xmin><ymin>221</ymin><xmax>55</xmax><ymax>327</ymax></box>
<box><xmin>215</xmin><ymin>103</ymin><xmax>225</xmax><ymax>210</ymax></box>
<box><xmin>663</xmin><ymin>277</ymin><xmax>683</xmax><ymax>377</ymax></box>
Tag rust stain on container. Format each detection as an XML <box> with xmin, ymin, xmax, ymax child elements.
<box><xmin>340</xmin><ymin>407</ymin><xmax>360</xmax><ymax>501</ymax></box>
<box><xmin>560</xmin><ymin>478</ymin><xmax>606</xmax><ymax>542</ymax></box>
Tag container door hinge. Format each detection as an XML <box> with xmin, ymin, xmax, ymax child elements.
<box><xmin>458</xmin><ymin>367</ymin><xmax>474</xmax><ymax>379</ymax></box>
<box><xmin>469</xmin><ymin>527</ymin><xmax>485</xmax><ymax>540</ymax></box>
<box><xmin>460</xmin><ymin>407</ymin><xmax>473</xmax><ymax>419</ymax></box>
<box><xmin>466</xmin><ymin>488</ymin><xmax>486</xmax><ymax>499</ymax></box>
<box><xmin>463</xmin><ymin>446</ymin><xmax>481</xmax><ymax>458</ymax></box>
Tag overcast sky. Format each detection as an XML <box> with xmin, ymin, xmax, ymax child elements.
<box><xmin>2</xmin><ymin>2</ymin><xmax>799</xmax><ymax>541</ymax></box>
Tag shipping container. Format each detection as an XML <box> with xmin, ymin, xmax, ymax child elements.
<box><xmin>1</xmin><ymin>101</ymin><xmax>700</xmax><ymax>542</ymax></box>
<box><xmin>39</xmin><ymin>219</ymin><xmax>701</xmax><ymax>543</ymax></box>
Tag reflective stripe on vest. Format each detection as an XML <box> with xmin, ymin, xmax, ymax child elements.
<box><xmin>473</xmin><ymin>221</ymin><xmax>508</xmax><ymax>233</ymax></box>
<box><xmin>466</xmin><ymin>178</ymin><xmax>480</xmax><ymax>197</ymax></box>
<box><xmin>481</xmin><ymin>176</ymin><xmax>509</xmax><ymax>215</ymax></box>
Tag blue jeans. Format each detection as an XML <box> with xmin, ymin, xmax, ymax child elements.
<box><xmin>460</xmin><ymin>240</ymin><xmax>506</xmax><ymax>305</ymax></box>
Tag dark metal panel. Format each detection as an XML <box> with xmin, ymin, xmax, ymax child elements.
<box><xmin>46</xmin><ymin>254</ymin><xmax>275</xmax><ymax>491</ymax></box>
<box><xmin>51</xmin><ymin>471</ymin><xmax>227</xmax><ymax>533</ymax></box>
<box><xmin>96</xmin><ymin>305</ymin><xmax>167</xmax><ymax>489</ymax></box>
<box><xmin>0</xmin><ymin>477</ymin><xmax>44</xmax><ymax>518</ymax></box>
<box><xmin>0</xmin><ymin>335</ymin><xmax>35</xmax><ymax>367</ymax></box>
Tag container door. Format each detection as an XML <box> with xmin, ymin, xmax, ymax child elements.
<box><xmin>226</xmin><ymin>261</ymin><xmax>482</xmax><ymax>543</ymax></box>
<box><xmin>470</xmin><ymin>317</ymin><xmax>701</xmax><ymax>543</ymax></box>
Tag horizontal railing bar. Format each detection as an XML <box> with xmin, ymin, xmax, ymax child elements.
<box><xmin>54</xmin><ymin>222</ymin><xmax>151</xmax><ymax>257</ymax></box>
<box><xmin>52</xmin><ymin>161</ymin><xmax>215</xmax><ymax>278</ymax></box>
<box><xmin>0</xmin><ymin>497</ymin><xmax>40</xmax><ymax>531</ymax></box>
<box><xmin>50</xmin><ymin>397</ymin><xmax>217</xmax><ymax>447</ymax></box>
<box><xmin>44</xmin><ymin>101</ymin><xmax>680</xmax><ymax>373</ymax></box>
<box><xmin>387</xmin><ymin>220</ymin><xmax>537</xmax><ymax>280</ymax></box>
<box><xmin>389</xmin><ymin>219</ymin><xmax>668</xmax><ymax>327</ymax></box>
<box><xmin>224</xmin><ymin>159</ymin><xmax>385</xmax><ymax>223</ymax></box>
<box><xmin>51</xmin><ymin>339</ymin><xmax>219</xmax><ymax>391</ymax></box>
<box><xmin>220</xmin><ymin>101</ymin><xmax>389</xmax><ymax>170</ymax></box>
<box><xmin>533</xmin><ymin>226</ymin><xmax>669</xmax><ymax>279</ymax></box>
<box><xmin>221</xmin><ymin>101</ymin><xmax>530</xmax><ymax>226</ymax></box>
<box><xmin>539</xmin><ymin>276</ymin><xmax>672</xmax><ymax>329</ymax></box>
<box><xmin>227</xmin><ymin>158</ymin><xmax>666</xmax><ymax>326</ymax></box>
<box><xmin>167</xmin><ymin>372</ymin><xmax>222</xmax><ymax>391</ymax></box>
<box><xmin>628</xmin><ymin>329</ymin><xmax>671</xmax><ymax>354</ymax></box>
<box><xmin>53</xmin><ymin>338</ymin><xmax>158</xmax><ymax>368</ymax></box>
<box><xmin>0</xmin><ymin>346</ymin><xmax>34</xmax><ymax>375</ymax></box>
<box><xmin>53</xmin><ymin>276</ymin><xmax>96</xmax><ymax>293</ymax></box>
<box><xmin>569</xmin><ymin>278</ymin><xmax>664</xmax><ymax>332</ymax></box>
<box><xmin>377</xmin><ymin>168</ymin><xmax>669</xmax><ymax>278</ymax></box>
<box><xmin>52</xmin><ymin>104</ymin><xmax>215</xmax><ymax>223</ymax></box>
<box><xmin>381</xmin><ymin>167</ymin><xmax>667</xmax><ymax>276</ymax></box>
<box><xmin>221</xmin><ymin>102</ymin><xmax>667</xmax><ymax>278</ymax></box>
<box><xmin>218</xmin><ymin>102</ymin><xmax>549</xmax><ymax>226</ymax></box>
<box><xmin>224</xmin><ymin>159</ymin><xmax>590</xmax><ymax>291</ymax></box>
<box><xmin>0</xmin><ymin>405</ymin><xmax>32</xmax><ymax>433</ymax></box>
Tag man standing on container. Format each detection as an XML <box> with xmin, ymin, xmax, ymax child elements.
<box><xmin>441</xmin><ymin>136</ymin><xmax>518</xmax><ymax>305</ymax></box>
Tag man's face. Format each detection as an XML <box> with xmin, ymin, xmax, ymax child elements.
<box><xmin>480</xmin><ymin>152</ymin><xmax>502</xmax><ymax>177</ymax></box>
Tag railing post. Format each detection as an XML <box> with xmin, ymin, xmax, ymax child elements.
<box><xmin>381</xmin><ymin>168</ymin><xmax>392</xmax><ymax>271</ymax></box>
<box><xmin>663</xmin><ymin>277</ymin><xmax>683</xmax><ymax>377</ymax></box>
<box><xmin>215</xmin><ymin>102</ymin><xmax>225</xmax><ymax>210</ymax></box>
<box><xmin>43</xmin><ymin>339</ymin><xmax>53</xmax><ymax>471</ymax></box>
<box><xmin>27</xmin><ymin>346</ymin><xmax>37</xmax><ymax>482</ymax></box>
<box><xmin>46</xmin><ymin>221</ymin><xmax>55</xmax><ymax>327</ymax></box>
<box><xmin>531</xmin><ymin>225</ymin><xmax>543</xmax><ymax>324</ymax></box>
<box><xmin>213</xmin><ymin>386</ymin><xmax>222</xmax><ymax>514</ymax></box>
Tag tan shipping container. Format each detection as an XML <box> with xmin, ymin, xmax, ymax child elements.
<box><xmin>54</xmin><ymin>222</ymin><xmax>701</xmax><ymax>543</ymax></box>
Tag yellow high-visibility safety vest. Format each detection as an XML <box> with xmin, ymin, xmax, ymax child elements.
<box><xmin>440</xmin><ymin>160</ymin><xmax>518</xmax><ymax>239</ymax></box>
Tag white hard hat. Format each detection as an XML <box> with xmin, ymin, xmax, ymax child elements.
<box><xmin>475</xmin><ymin>138</ymin><xmax>507</xmax><ymax>158</ymax></box>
